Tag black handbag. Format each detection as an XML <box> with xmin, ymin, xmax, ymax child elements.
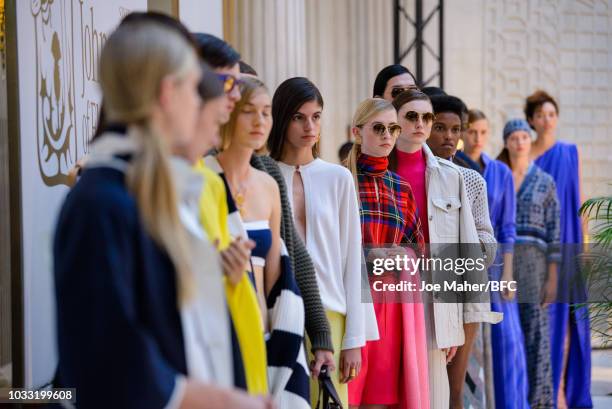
<box><xmin>315</xmin><ymin>365</ymin><xmax>343</xmax><ymax>409</ymax></box>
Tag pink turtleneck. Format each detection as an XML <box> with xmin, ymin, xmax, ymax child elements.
<box><xmin>396</xmin><ymin>147</ymin><xmax>429</xmax><ymax>243</ymax></box>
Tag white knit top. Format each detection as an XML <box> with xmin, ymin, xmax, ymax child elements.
<box><xmin>457</xmin><ymin>166</ymin><xmax>497</xmax><ymax>266</ymax></box>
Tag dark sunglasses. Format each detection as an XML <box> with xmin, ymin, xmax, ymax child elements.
<box><xmin>404</xmin><ymin>111</ymin><xmax>435</xmax><ymax>124</ymax></box>
<box><xmin>391</xmin><ymin>85</ymin><xmax>419</xmax><ymax>99</ymax></box>
<box><xmin>217</xmin><ymin>74</ymin><xmax>241</xmax><ymax>93</ymax></box>
<box><xmin>360</xmin><ymin>122</ymin><xmax>402</xmax><ymax>138</ymax></box>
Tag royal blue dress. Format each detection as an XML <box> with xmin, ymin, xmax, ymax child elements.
<box><xmin>481</xmin><ymin>153</ymin><xmax>530</xmax><ymax>409</ymax></box>
<box><xmin>535</xmin><ymin>141</ymin><xmax>592</xmax><ymax>408</ymax></box>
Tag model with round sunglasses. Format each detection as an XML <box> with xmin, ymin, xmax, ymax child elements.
<box><xmin>269</xmin><ymin>77</ymin><xmax>379</xmax><ymax>408</ymax></box>
<box><xmin>344</xmin><ymin>98</ymin><xmax>429</xmax><ymax>409</ymax></box>
<box><xmin>523</xmin><ymin>90</ymin><xmax>591</xmax><ymax>409</ymax></box>
<box><xmin>388</xmin><ymin>89</ymin><xmax>493</xmax><ymax>409</ymax></box>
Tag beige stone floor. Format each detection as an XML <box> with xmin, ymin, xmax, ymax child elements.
<box><xmin>593</xmin><ymin>349</ymin><xmax>612</xmax><ymax>409</ymax></box>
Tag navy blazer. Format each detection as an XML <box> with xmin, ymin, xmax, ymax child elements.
<box><xmin>53</xmin><ymin>166</ymin><xmax>187</xmax><ymax>408</ymax></box>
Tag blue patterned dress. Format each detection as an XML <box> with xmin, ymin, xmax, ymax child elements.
<box><xmin>514</xmin><ymin>164</ymin><xmax>560</xmax><ymax>408</ymax></box>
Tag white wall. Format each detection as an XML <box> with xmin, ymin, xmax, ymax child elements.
<box><xmin>180</xmin><ymin>0</ymin><xmax>223</xmax><ymax>37</ymax></box>
<box><xmin>445</xmin><ymin>0</ymin><xmax>612</xmax><ymax>199</ymax></box>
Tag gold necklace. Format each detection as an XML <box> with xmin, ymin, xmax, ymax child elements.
<box><xmin>234</xmin><ymin>182</ymin><xmax>247</xmax><ymax>216</ymax></box>
<box><xmin>231</xmin><ymin>170</ymin><xmax>250</xmax><ymax>217</ymax></box>
<box><xmin>218</xmin><ymin>155</ymin><xmax>251</xmax><ymax>216</ymax></box>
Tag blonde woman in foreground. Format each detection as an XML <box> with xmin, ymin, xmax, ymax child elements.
<box><xmin>52</xmin><ymin>18</ymin><xmax>274</xmax><ymax>409</ymax></box>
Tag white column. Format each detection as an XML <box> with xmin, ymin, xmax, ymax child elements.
<box><xmin>231</xmin><ymin>0</ymin><xmax>394</xmax><ymax>162</ymax></box>
<box><xmin>304</xmin><ymin>0</ymin><xmax>393</xmax><ymax>162</ymax></box>
<box><xmin>233</xmin><ymin>0</ymin><xmax>306</xmax><ymax>91</ymax></box>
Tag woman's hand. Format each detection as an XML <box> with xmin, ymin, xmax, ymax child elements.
<box><xmin>310</xmin><ymin>349</ymin><xmax>335</xmax><ymax>379</ymax></box>
<box><xmin>541</xmin><ymin>263</ymin><xmax>558</xmax><ymax>308</ymax></box>
<box><xmin>179</xmin><ymin>380</ymin><xmax>277</xmax><ymax>409</ymax></box>
<box><xmin>217</xmin><ymin>237</ymin><xmax>255</xmax><ymax>285</ymax></box>
<box><xmin>445</xmin><ymin>346</ymin><xmax>458</xmax><ymax>364</ymax></box>
<box><xmin>500</xmin><ymin>256</ymin><xmax>515</xmax><ymax>301</ymax></box>
<box><xmin>339</xmin><ymin>348</ymin><xmax>361</xmax><ymax>384</ymax></box>
<box><xmin>235</xmin><ymin>395</ymin><xmax>277</xmax><ymax>409</ymax></box>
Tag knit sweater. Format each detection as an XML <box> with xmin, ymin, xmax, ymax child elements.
<box><xmin>251</xmin><ymin>154</ymin><xmax>333</xmax><ymax>352</ymax></box>
<box><xmin>456</xmin><ymin>166</ymin><xmax>497</xmax><ymax>266</ymax></box>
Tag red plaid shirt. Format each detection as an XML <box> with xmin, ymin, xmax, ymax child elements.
<box><xmin>357</xmin><ymin>154</ymin><xmax>424</xmax><ymax>247</ymax></box>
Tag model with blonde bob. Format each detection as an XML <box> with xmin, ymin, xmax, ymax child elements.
<box><xmin>346</xmin><ymin>98</ymin><xmax>429</xmax><ymax>409</ymax></box>
<box><xmin>344</xmin><ymin>98</ymin><xmax>395</xmax><ymax>190</ymax></box>
<box><xmin>54</xmin><ymin>18</ymin><xmax>275</xmax><ymax>409</ymax></box>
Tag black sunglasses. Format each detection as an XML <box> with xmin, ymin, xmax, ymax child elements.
<box><xmin>404</xmin><ymin>111</ymin><xmax>435</xmax><ymax>124</ymax></box>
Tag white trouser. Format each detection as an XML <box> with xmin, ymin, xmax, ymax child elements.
<box><xmin>424</xmin><ymin>297</ymin><xmax>450</xmax><ymax>409</ymax></box>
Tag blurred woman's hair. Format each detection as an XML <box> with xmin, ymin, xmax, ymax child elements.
<box><xmin>121</xmin><ymin>11</ymin><xmax>196</xmax><ymax>48</ymax></box>
<box><xmin>220</xmin><ymin>76</ymin><xmax>268</xmax><ymax>152</ymax></box>
<box><xmin>193</xmin><ymin>32</ymin><xmax>241</xmax><ymax>69</ymax></box>
<box><xmin>93</xmin><ymin>12</ymin><xmax>196</xmax><ymax>142</ymax></box>
<box><xmin>268</xmin><ymin>77</ymin><xmax>324</xmax><ymax>160</ymax></box>
<box><xmin>345</xmin><ymin>98</ymin><xmax>396</xmax><ymax>192</ymax></box>
<box><xmin>99</xmin><ymin>19</ymin><xmax>198</xmax><ymax>301</ymax></box>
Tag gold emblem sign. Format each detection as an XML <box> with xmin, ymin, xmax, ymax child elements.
<box><xmin>31</xmin><ymin>0</ymin><xmax>77</xmax><ymax>186</ymax></box>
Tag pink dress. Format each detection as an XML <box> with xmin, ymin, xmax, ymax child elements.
<box><xmin>348</xmin><ymin>154</ymin><xmax>430</xmax><ymax>409</ymax></box>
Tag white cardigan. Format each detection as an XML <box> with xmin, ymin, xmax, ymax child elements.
<box><xmin>277</xmin><ymin>159</ymin><xmax>378</xmax><ymax>350</ymax></box>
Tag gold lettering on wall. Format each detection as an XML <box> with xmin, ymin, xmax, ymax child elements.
<box><xmin>78</xmin><ymin>3</ymin><xmax>106</xmax><ymax>97</ymax></box>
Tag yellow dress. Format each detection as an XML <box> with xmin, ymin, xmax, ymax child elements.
<box><xmin>194</xmin><ymin>159</ymin><xmax>268</xmax><ymax>395</ymax></box>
